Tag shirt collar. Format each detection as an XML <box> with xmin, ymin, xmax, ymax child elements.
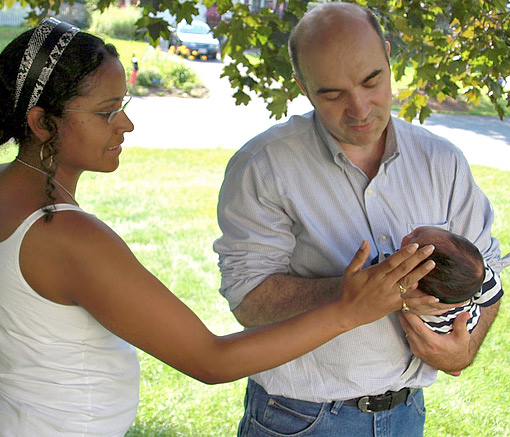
<box><xmin>381</xmin><ymin>117</ymin><xmax>400</xmax><ymax>172</ymax></box>
<box><xmin>313</xmin><ymin>112</ymin><xmax>401</xmax><ymax>172</ymax></box>
<box><xmin>313</xmin><ymin>113</ymin><xmax>346</xmax><ymax>164</ymax></box>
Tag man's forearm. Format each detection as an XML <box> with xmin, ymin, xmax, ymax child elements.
<box><xmin>233</xmin><ymin>274</ymin><xmax>343</xmax><ymax>328</ymax></box>
<box><xmin>444</xmin><ymin>301</ymin><xmax>500</xmax><ymax>372</ymax></box>
<box><xmin>467</xmin><ymin>300</ymin><xmax>500</xmax><ymax>364</ymax></box>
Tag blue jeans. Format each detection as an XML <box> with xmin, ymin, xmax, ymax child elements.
<box><xmin>238</xmin><ymin>379</ymin><xmax>426</xmax><ymax>437</ymax></box>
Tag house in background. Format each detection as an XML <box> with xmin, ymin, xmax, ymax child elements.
<box><xmin>1</xmin><ymin>0</ymin><xmax>285</xmax><ymax>30</ymax></box>
<box><xmin>0</xmin><ymin>2</ymin><xmax>30</xmax><ymax>26</ymax></box>
<box><xmin>0</xmin><ymin>1</ymin><xmax>88</xmax><ymax>27</ymax></box>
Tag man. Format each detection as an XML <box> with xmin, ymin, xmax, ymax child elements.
<box><xmin>214</xmin><ymin>3</ymin><xmax>503</xmax><ymax>436</ymax></box>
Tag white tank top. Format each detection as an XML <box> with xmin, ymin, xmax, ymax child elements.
<box><xmin>0</xmin><ymin>205</ymin><xmax>140</xmax><ymax>436</ymax></box>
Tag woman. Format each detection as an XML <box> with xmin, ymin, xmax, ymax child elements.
<box><xmin>0</xmin><ymin>19</ymin><xmax>436</xmax><ymax>435</ymax></box>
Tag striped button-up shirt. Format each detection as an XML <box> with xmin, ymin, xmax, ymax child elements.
<box><xmin>214</xmin><ymin>112</ymin><xmax>503</xmax><ymax>402</ymax></box>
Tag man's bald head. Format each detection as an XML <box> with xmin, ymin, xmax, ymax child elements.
<box><xmin>288</xmin><ymin>2</ymin><xmax>388</xmax><ymax>85</ymax></box>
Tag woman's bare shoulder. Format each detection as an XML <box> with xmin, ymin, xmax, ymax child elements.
<box><xmin>30</xmin><ymin>207</ymin><xmax>128</xmax><ymax>256</ymax></box>
<box><xmin>20</xmin><ymin>207</ymin><xmax>141</xmax><ymax>305</ymax></box>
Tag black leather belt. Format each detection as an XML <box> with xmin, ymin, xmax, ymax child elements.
<box><xmin>342</xmin><ymin>387</ymin><xmax>413</xmax><ymax>413</ymax></box>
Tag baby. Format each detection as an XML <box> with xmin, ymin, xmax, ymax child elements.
<box><xmin>401</xmin><ymin>226</ymin><xmax>503</xmax><ymax>334</ymax></box>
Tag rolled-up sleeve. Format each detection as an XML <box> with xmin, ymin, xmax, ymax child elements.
<box><xmin>213</xmin><ymin>149</ymin><xmax>295</xmax><ymax>310</ymax></box>
<box><xmin>447</xmin><ymin>154</ymin><xmax>502</xmax><ymax>272</ymax></box>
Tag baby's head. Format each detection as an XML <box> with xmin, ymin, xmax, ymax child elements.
<box><xmin>401</xmin><ymin>226</ymin><xmax>485</xmax><ymax>304</ymax></box>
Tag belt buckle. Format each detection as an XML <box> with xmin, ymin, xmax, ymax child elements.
<box><xmin>357</xmin><ymin>396</ymin><xmax>376</xmax><ymax>413</ymax></box>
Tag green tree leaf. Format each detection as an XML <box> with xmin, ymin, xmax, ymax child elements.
<box><xmin>11</xmin><ymin>0</ymin><xmax>510</xmax><ymax>122</ymax></box>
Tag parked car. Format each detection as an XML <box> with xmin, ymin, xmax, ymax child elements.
<box><xmin>170</xmin><ymin>20</ymin><xmax>220</xmax><ymax>60</ymax></box>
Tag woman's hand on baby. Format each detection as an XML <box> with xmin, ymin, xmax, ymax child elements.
<box><xmin>339</xmin><ymin>241</ymin><xmax>436</xmax><ymax>326</ymax></box>
<box><xmin>401</xmin><ymin>287</ymin><xmax>466</xmax><ymax>316</ymax></box>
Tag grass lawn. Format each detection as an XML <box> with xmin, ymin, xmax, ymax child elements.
<box><xmin>1</xmin><ymin>145</ymin><xmax>509</xmax><ymax>436</ymax></box>
<box><xmin>0</xmin><ymin>24</ymin><xmax>26</xmax><ymax>44</ymax></box>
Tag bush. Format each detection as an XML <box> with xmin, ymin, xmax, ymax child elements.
<box><xmin>127</xmin><ymin>83</ymin><xmax>150</xmax><ymax>96</ymax></box>
<box><xmin>89</xmin><ymin>6</ymin><xmax>141</xmax><ymax>40</ymax></box>
<box><xmin>136</xmin><ymin>66</ymin><xmax>163</xmax><ymax>88</ymax></box>
<box><xmin>169</xmin><ymin>62</ymin><xmax>196</xmax><ymax>89</ymax></box>
<box><xmin>125</xmin><ymin>45</ymin><xmax>207</xmax><ymax>97</ymax></box>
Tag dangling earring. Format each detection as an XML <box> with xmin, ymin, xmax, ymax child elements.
<box><xmin>40</xmin><ymin>142</ymin><xmax>54</xmax><ymax>170</ymax></box>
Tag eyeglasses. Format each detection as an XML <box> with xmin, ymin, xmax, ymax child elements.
<box><xmin>65</xmin><ymin>95</ymin><xmax>132</xmax><ymax>124</ymax></box>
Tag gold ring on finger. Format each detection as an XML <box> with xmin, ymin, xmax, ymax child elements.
<box><xmin>398</xmin><ymin>283</ymin><xmax>407</xmax><ymax>295</ymax></box>
<box><xmin>402</xmin><ymin>300</ymin><xmax>410</xmax><ymax>313</ymax></box>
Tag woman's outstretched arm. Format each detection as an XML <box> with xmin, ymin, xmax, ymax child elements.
<box><xmin>21</xmin><ymin>210</ymin><xmax>435</xmax><ymax>384</ymax></box>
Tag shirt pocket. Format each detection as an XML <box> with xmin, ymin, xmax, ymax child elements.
<box><xmin>406</xmin><ymin>221</ymin><xmax>449</xmax><ymax>234</ymax></box>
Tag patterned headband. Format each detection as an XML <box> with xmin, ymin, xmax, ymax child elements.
<box><xmin>14</xmin><ymin>17</ymin><xmax>80</xmax><ymax>118</ymax></box>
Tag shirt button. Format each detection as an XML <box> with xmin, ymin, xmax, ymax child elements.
<box><xmin>379</xmin><ymin>235</ymin><xmax>387</xmax><ymax>243</ymax></box>
<box><xmin>366</xmin><ymin>188</ymin><xmax>373</xmax><ymax>195</ymax></box>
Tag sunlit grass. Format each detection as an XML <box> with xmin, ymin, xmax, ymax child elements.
<box><xmin>81</xmin><ymin>148</ymin><xmax>246</xmax><ymax>436</ymax></box>
<box><xmin>0</xmin><ymin>24</ymin><xmax>27</xmax><ymax>48</ymax></box>
<box><xmin>102</xmin><ymin>36</ymin><xmax>149</xmax><ymax>71</ymax></box>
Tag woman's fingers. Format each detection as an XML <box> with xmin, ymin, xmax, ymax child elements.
<box><xmin>398</xmin><ymin>259</ymin><xmax>436</xmax><ymax>290</ymax></box>
<box><xmin>381</xmin><ymin>243</ymin><xmax>419</xmax><ymax>271</ymax></box>
<box><xmin>381</xmin><ymin>244</ymin><xmax>435</xmax><ymax>283</ymax></box>
<box><xmin>404</xmin><ymin>293</ymin><xmax>461</xmax><ymax>315</ymax></box>
<box><xmin>344</xmin><ymin>240</ymin><xmax>370</xmax><ymax>274</ymax></box>
<box><xmin>341</xmin><ymin>241</ymin><xmax>407</xmax><ymax>324</ymax></box>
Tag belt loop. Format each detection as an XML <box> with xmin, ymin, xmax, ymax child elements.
<box><xmin>406</xmin><ymin>388</ymin><xmax>417</xmax><ymax>403</ymax></box>
<box><xmin>330</xmin><ymin>400</ymin><xmax>343</xmax><ymax>415</ymax></box>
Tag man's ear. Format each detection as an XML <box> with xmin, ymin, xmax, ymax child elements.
<box><xmin>293</xmin><ymin>74</ymin><xmax>308</xmax><ymax>97</ymax></box>
<box><xmin>26</xmin><ymin>107</ymin><xmax>52</xmax><ymax>142</ymax></box>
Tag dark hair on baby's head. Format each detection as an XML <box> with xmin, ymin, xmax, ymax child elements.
<box><xmin>419</xmin><ymin>232</ymin><xmax>485</xmax><ymax>304</ymax></box>
<box><xmin>0</xmin><ymin>28</ymin><xmax>119</xmax><ymax>146</ymax></box>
